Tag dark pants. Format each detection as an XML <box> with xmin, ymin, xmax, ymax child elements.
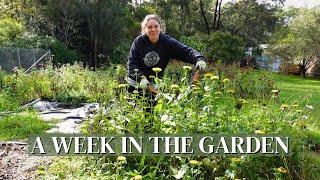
<box><xmin>128</xmin><ymin>85</ymin><xmax>157</xmax><ymax>113</ymax></box>
<box><xmin>128</xmin><ymin>85</ymin><xmax>157</xmax><ymax>132</ymax></box>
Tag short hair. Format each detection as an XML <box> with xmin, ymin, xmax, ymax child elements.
<box><xmin>140</xmin><ymin>14</ymin><xmax>166</xmax><ymax>34</ymax></box>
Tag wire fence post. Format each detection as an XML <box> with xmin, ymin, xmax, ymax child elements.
<box><xmin>17</xmin><ymin>47</ymin><xmax>21</xmax><ymax>68</ymax></box>
<box><xmin>48</xmin><ymin>49</ymin><xmax>51</xmax><ymax>62</ymax></box>
<box><xmin>33</xmin><ymin>48</ymin><xmax>36</xmax><ymax>64</ymax></box>
<box><xmin>0</xmin><ymin>47</ymin><xmax>49</xmax><ymax>73</ymax></box>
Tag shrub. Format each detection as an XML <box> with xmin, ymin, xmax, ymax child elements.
<box><xmin>180</xmin><ymin>35</ymin><xmax>206</xmax><ymax>55</ymax></box>
<box><xmin>0</xmin><ymin>91</ymin><xmax>19</xmax><ymax>111</ymax></box>
<box><xmin>204</xmin><ymin>31</ymin><xmax>245</xmax><ymax>64</ymax></box>
<box><xmin>0</xmin><ymin>17</ymin><xmax>24</xmax><ymax>44</ymax></box>
<box><xmin>109</xmin><ymin>40</ymin><xmax>131</xmax><ymax>64</ymax></box>
<box><xmin>181</xmin><ymin>32</ymin><xmax>245</xmax><ymax>64</ymax></box>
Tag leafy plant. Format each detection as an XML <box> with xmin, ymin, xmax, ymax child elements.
<box><xmin>0</xmin><ymin>112</ymin><xmax>51</xmax><ymax>140</ymax></box>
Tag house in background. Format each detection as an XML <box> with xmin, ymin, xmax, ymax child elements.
<box><xmin>248</xmin><ymin>44</ymin><xmax>320</xmax><ymax>76</ymax></box>
<box><xmin>243</xmin><ymin>44</ymin><xmax>281</xmax><ymax>72</ymax></box>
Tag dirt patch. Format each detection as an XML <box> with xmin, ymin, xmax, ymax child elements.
<box><xmin>0</xmin><ymin>141</ymin><xmax>52</xmax><ymax>180</ymax></box>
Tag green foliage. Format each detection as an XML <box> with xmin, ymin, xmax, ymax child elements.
<box><xmin>3</xmin><ymin>34</ymin><xmax>81</xmax><ymax>64</ymax></box>
<box><xmin>50</xmin><ymin>40</ymin><xmax>80</xmax><ymax>64</ymax></box>
<box><xmin>270</xmin><ymin>8</ymin><xmax>320</xmax><ymax>76</ymax></box>
<box><xmin>181</xmin><ymin>32</ymin><xmax>244</xmax><ymax>63</ymax></box>
<box><xmin>215</xmin><ymin>64</ymin><xmax>275</xmax><ymax>99</ymax></box>
<box><xmin>37</xmin><ymin>65</ymin><xmax>317</xmax><ymax>179</ymax></box>
<box><xmin>180</xmin><ymin>35</ymin><xmax>206</xmax><ymax>55</ymax></box>
<box><xmin>77</xmin><ymin>0</ymin><xmax>130</xmax><ymax>66</ymax></box>
<box><xmin>204</xmin><ymin>31</ymin><xmax>245</xmax><ymax>63</ymax></box>
<box><xmin>109</xmin><ymin>40</ymin><xmax>131</xmax><ymax>64</ymax></box>
<box><xmin>0</xmin><ymin>17</ymin><xmax>24</xmax><ymax>44</ymax></box>
<box><xmin>1</xmin><ymin>64</ymin><xmax>120</xmax><ymax>106</ymax></box>
<box><xmin>0</xmin><ymin>63</ymin><xmax>318</xmax><ymax>179</ymax></box>
<box><xmin>0</xmin><ymin>112</ymin><xmax>51</xmax><ymax>140</ymax></box>
<box><xmin>0</xmin><ymin>91</ymin><xmax>19</xmax><ymax>112</ymax></box>
<box><xmin>221</xmin><ymin>0</ymin><xmax>280</xmax><ymax>47</ymax></box>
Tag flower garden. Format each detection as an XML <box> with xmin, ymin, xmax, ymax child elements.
<box><xmin>0</xmin><ymin>62</ymin><xmax>319</xmax><ymax>179</ymax></box>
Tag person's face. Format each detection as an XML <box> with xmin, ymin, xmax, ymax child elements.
<box><xmin>144</xmin><ymin>19</ymin><xmax>161</xmax><ymax>43</ymax></box>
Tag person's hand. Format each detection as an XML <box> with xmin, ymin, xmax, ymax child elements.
<box><xmin>196</xmin><ymin>59</ymin><xmax>207</xmax><ymax>71</ymax></box>
<box><xmin>147</xmin><ymin>85</ymin><xmax>158</xmax><ymax>95</ymax></box>
<box><xmin>139</xmin><ymin>76</ymin><xmax>149</xmax><ymax>89</ymax></box>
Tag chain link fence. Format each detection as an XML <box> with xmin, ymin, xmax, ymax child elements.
<box><xmin>0</xmin><ymin>47</ymin><xmax>51</xmax><ymax>73</ymax></box>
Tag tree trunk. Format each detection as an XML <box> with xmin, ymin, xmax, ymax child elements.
<box><xmin>216</xmin><ymin>0</ymin><xmax>222</xmax><ymax>31</ymax></box>
<box><xmin>93</xmin><ymin>37</ymin><xmax>98</xmax><ymax>70</ymax></box>
<box><xmin>298</xmin><ymin>64</ymin><xmax>307</xmax><ymax>78</ymax></box>
<box><xmin>212</xmin><ymin>0</ymin><xmax>219</xmax><ymax>32</ymax></box>
<box><xmin>199</xmin><ymin>0</ymin><xmax>210</xmax><ymax>35</ymax></box>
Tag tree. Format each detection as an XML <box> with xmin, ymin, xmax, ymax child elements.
<box><xmin>42</xmin><ymin>0</ymin><xmax>80</xmax><ymax>47</ymax></box>
<box><xmin>221</xmin><ymin>0</ymin><xmax>281</xmax><ymax>47</ymax></box>
<box><xmin>78</xmin><ymin>0</ymin><xmax>129</xmax><ymax>68</ymax></box>
<box><xmin>204</xmin><ymin>31</ymin><xmax>244</xmax><ymax>64</ymax></box>
<box><xmin>0</xmin><ymin>18</ymin><xmax>24</xmax><ymax>44</ymax></box>
<box><xmin>270</xmin><ymin>8</ymin><xmax>320</xmax><ymax>77</ymax></box>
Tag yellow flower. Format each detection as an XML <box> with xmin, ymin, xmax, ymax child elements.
<box><xmin>277</xmin><ymin>167</ymin><xmax>288</xmax><ymax>173</ymax></box>
<box><xmin>117</xmin><ymin>156</ymin><xmax>126</xmax><ymax>161</ymax></box>
<box><xmin>211</xmin><ymin>76</ymin><xmax>219</xmax><ymax>80</ymax></box>
<box><xmin>183</xmin><ymin>65</ymin><xmax>192</xmax><ymax>71</ymax></box>
<box><xmin>231</xmin><ymin>158</ymin><xmax>241</xmax><ymax>163</ymax></box>
<box><xmin>254</xmin><ymin>130</ymin><xmax>265</xmax><ymax>134</ymax></box>
<box><xmin>149</xmin><ymin>75</ymin><xmax>155</xmax><ymax>79</ymax></box>
<box><xmin>132</xmin><ymin>175</ymin><xmax>142</xmax><ymax>180</ymax></box>
<box><xmin>292</xmin><ymin>104</ymin><xmax>299</xmax><ymax>107</ymax></box>
<box><xmin>117</xmin><ymin>84</ymin><xmax>128</xmax><ymax>88</ymax></box>
<box><xmin>170</xmin><ymin>84</ymin><xmax>179</xmax><ymax>90</ymax></box>
<box><xmin>223</xmin><ymin>78</ymin><xmax>230</xmax><ymax>83</ymax></box>
<box><xmin>239</xmin><ymin>99</ymin><xmax>248</xmax><ymax>104</ymax></box>
<box><xmin>192</xmin><ymin>86</ymin><xmax>200</xmax><ymax>91</ymax></box>
<box><xmin>280</xmin><ymin>104</ymin><xmax>289</xmax><ymax>110</ymax></box>
<box><xmin>152</xmin><ymin>67</ymin><xmax>162</xmax><ymax>73</ymax></box>
<box><xmin>189</xmin><ymin>160</ymin><xmax>202</xmax><ymax>165</ymax></box>
<box><xmin>227</xmin><ymin>89</ymin><xmax>236</xmax><ymax>94</ymax></box>
<box><xmin>215</xmin><ymin>91</ymin><xmax>222</xmax><ymax>95</ymax></box>
<box><xmin>204</xmin><ymin>73</ymin><xmax>213</xmax><ymax>79</ymax></box>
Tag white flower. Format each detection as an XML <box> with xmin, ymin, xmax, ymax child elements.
<box><xmin>306</xmin><ymin>105</ymin><xmax>314</xmax><ymax>110</ymax></box>
<box><xmin>161</xmin><ymin>114</ymin><xmax>170</xmax><ymax>122</ymax></box>
<box><xmin>203</xmin><ymin>105</ymin><xmax>213</xmax><ymax>112</ymax></box>
<box><xmin>204</xmin><ymin>86</ymin><xmax>211</xmax><ymax>92</ymax></box>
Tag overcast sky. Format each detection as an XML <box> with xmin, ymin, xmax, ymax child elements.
<box><xmin>222</xmin><ymin>0</ymin><xmax>320</xmax><ymax>8</ymax></box>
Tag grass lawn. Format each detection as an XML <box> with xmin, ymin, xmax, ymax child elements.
<box><xmin>0</xmin><ymin>113</ymin><xmax>51</xmax><ymax>141</ymax></box>
<box><xmin>271</xmin><ymin>73</ymin><xmax>320</xmax><ymax>120</ymax></box>
<box><xmin>252</xmin><ymin>71</ymin><xmax>320</xmax><ymax>121</ymax></box>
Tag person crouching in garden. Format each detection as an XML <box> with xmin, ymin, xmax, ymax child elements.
<box><xmin>126</xmin><ymin>14</ymin><xmax>207</xmax><ymax>113</ymax></box>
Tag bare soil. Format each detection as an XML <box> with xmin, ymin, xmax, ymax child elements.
<box><xmin>0</xmin><ymin>141</ymin><xmax>52</xmax><ymax>180</ymax></box>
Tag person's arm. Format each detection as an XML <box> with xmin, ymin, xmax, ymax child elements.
<box><xmin>168</xmin><ymin>37</ymin><xmax>207</xmax><ymax>69</ymax></box>
<box><xmin>127</xmin><ymin>38</ymin><xmax>152</xmax><ymax>89</ymax></box>
<box><xmin>127</xmin><ymin>39</ymin><xmax>144</xmax><ymax>83</ymax></box>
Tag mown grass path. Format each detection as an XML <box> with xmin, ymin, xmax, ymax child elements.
<box><xmin>272</xmin><ymin>73</ymin><xmax>320</xmax><ymax>120</ymax></box>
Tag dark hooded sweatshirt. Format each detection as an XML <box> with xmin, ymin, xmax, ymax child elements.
<box><xmin>127</xmin><ymin>32</ymin><xmax>205</xmax><ymax>84</ymax></box>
